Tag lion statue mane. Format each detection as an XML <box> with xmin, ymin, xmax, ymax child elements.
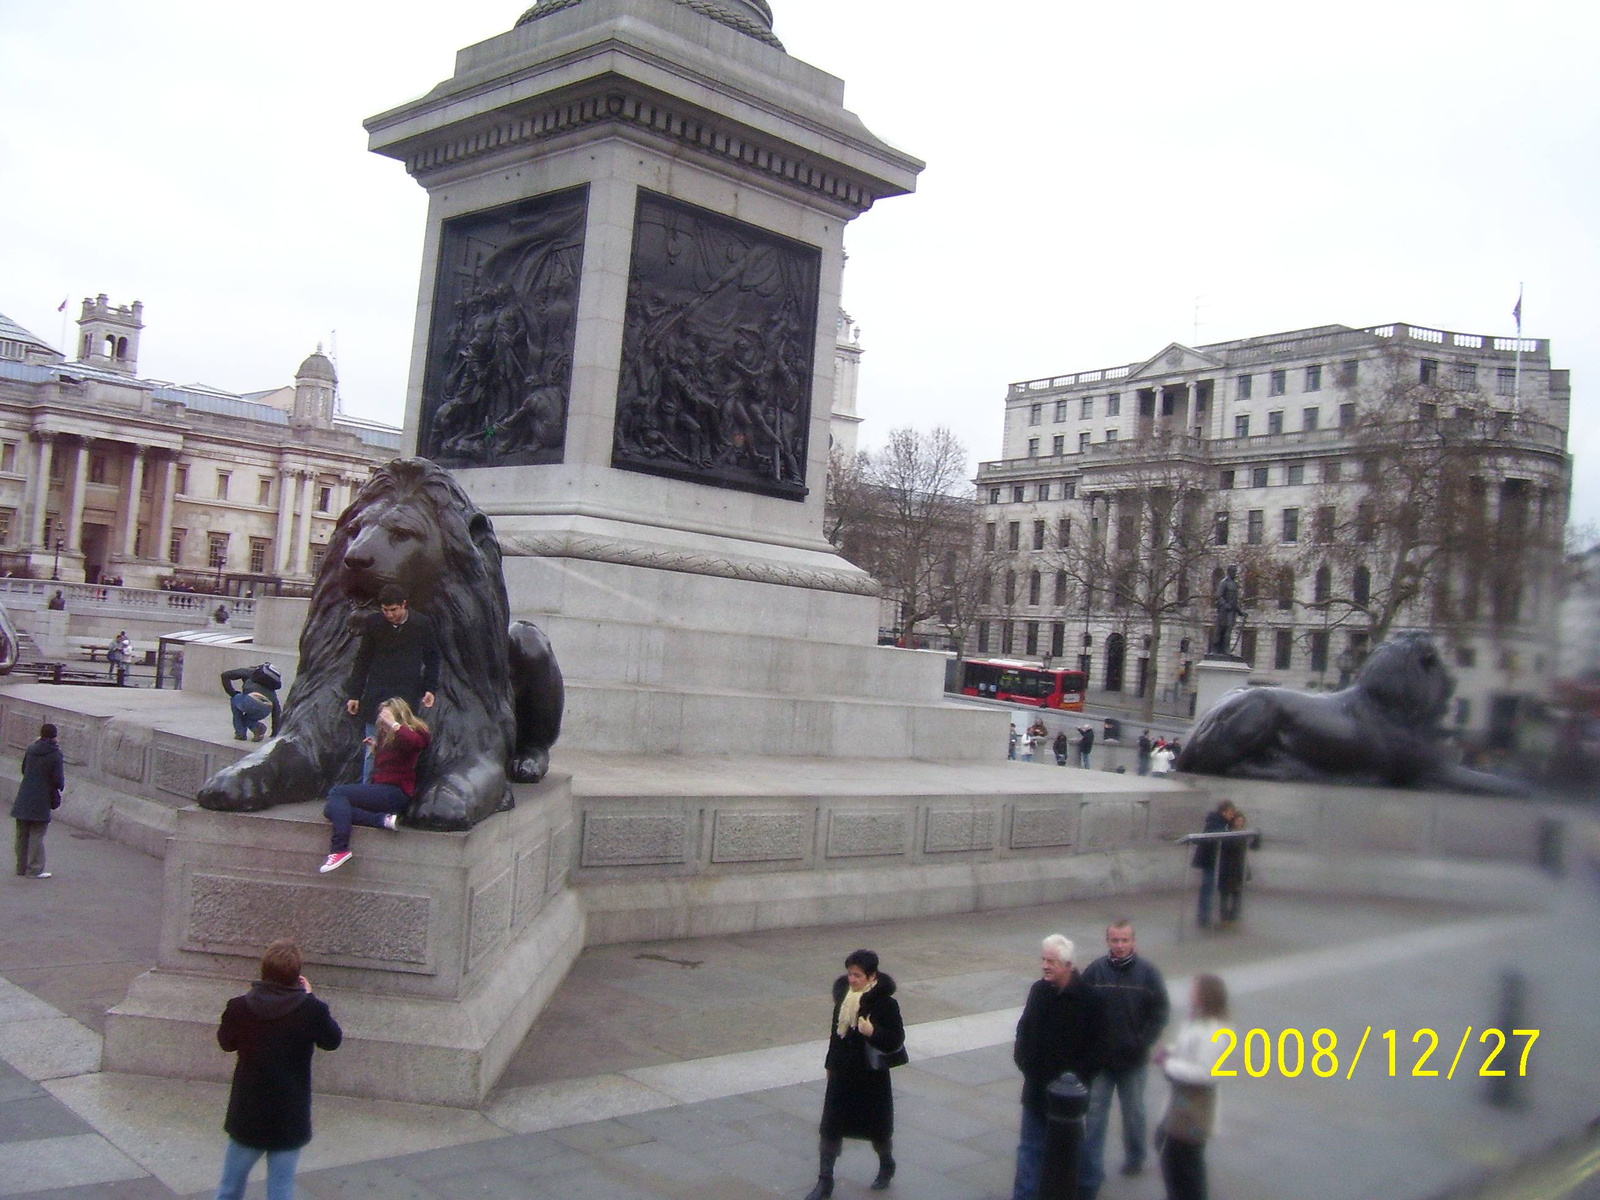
<box><xmin>197</xmin><ymin>457</ymin><xmax>564</xmax><ymax>829</ymax></box>
<box><xmin>1176</xmin><ymin>632</ymin><xmax>1521</xmax><ymax>795</ymax></box>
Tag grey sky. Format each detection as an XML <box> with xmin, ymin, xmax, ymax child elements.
<box><xmin>2</xmin><ymin>1</ymin><xmax>1594</xmax><ymax>534</ymax></box>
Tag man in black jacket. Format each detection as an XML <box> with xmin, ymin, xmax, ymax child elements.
<box><xmin>1192</xmin><ymin>800</ymin><xmax>1237</xmax><ymax>929</ymax></box>
<box><xmin>214</xmin><ymin>939</ymin><xmax>341</xmax><ymax>1200</ymax></box>
<box><xmin>345</xmin><ymin>584</ymin><xmax>440</xmax><ymax>782</ymax></box>
<box><xmin>1011</xmin><ymin>934</ymin><xmax>1105</xmax><ymax>1200</ymax></box>
<box><xmin>221</xmin><ymin>662</ymin><xmax>283</xmax><ymax>741</ymax></box>
<box><xmin>10</xmin><ymin>723</ymin><xmax>63</xmax><ymax>879</ymax></box>
<box><xmin>1078</xmin><ymin>920</ymin><xmax>1170</xmax><ymax>1195</ymax></box>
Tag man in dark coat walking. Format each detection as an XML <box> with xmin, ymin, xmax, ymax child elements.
<box><xmin>1011</xmin><ymin>934</ymin><xmax>1106</xmax><ymax>1200</ymax></box>
<box><xmin>11</xmin><ymin>723</ymin><xmax>63</xmax><ymax>879</ymax></box>
<box><xmin>214</xmin><ymin>938</ymin><xmax>342</xmax><ymax>1200</ymax></box>
<box><xmin>345</xmin><ymin>584</ymin><xmax>440</xmax><ymax>783</ymax></box>
<box><xmin>1078</xmin><ymin>920</ymin><xmax>1170</xmax><ymax>1196</ymax></box>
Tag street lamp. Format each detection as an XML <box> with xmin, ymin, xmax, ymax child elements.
<box><xmin>51</xmin><ymin>538</ymin><xmax>62</xmax><ymax>581</ymax></box>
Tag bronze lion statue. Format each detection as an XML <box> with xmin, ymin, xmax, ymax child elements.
<box><xmin>1176</xmin><ymin>633</ymin><xmax>1523</xmax><ymax>795</ymax></box>
<box><xmin>197</xmin><ymin>458</ymin><xmax>564</xmax><ymax>829</ymax></box>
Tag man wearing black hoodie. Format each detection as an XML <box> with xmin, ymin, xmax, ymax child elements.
<box><xmin>214</xmin><ymin>939</ymin><xmax>342</xmax><ymax>1200</ymax></box>
<box><xmin>1079</xmin><ymin>920</ymin><xmax>1170</xmax><ymax>1197</ymax></box>
<box><xmin>10</xmin><ymin>723</ymin><xmax>63</xmax><ymax>879</ymax></box>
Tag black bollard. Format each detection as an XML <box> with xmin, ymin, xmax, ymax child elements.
<box><xmin>1040</xmin><ymin>1071</ymin><xmax>1090</xmax><ymax>1199</ymax></box>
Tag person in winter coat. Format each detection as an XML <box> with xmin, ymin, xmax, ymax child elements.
<box><xmin>222</xmin><ymin>663</ymin><xmax>284</xmax><ymax>741</ymax></box>
<box><xmin>1136</xmin><ymin>730</ymin><xmax>1153</xmax><ymax>775</ymax></box>
<box><xmin>1076</xmin><ymin>725</ymin><xmax>1095</xmax><ymax>769</ymax></box>
<box><xmin>1011</xmin><ymin>934</ymin><xmax>1106</xmax><ymax>1200</ymax></box>
<box><xmin>1191</xmin><ymin>800</ymin><xmax>1237</xmax><ymax>929</ymax></box>
<box><xmin>1053</xmin><ymin>730</ymin><xmax>1070</xmax><ymax>766</ymax></box>
<box><xmin>319</xmin><ymin>699</ymin><xmax>431</xmax><ymax>874</ymax></box>
<box><xmin>345</xmin><ymin>584</ymin><xmax>439</xmax><ymax>783</ymax></box>
<box><xmin>1150</xmin><ymin>744</ymin><xmax>1176</xmax><ymax>775</ymax></box>
<box><xmin>805</xmin><ymin>948</ymin><xmax>906</xmax><ymax>1199</ymax></box>
<box><xmin>214</xmin><ymin>938</ymin><xmax>342</xmax><ymax>1200</ymax></box>
<box><xmin>1153</xmin><ymin>973</ymin><xmax>1230</xmax><ymax>1200</ymax></box>
<box><xmin>1216</xmin><ymin>810</ymin><xmax>1261</xmax><ymax>924</ymax></box>
<box><xmin>1079</xmin><ymin>921</ymin><xmax>1171</xmax><ymax>1196</ymax></box>
<box><xmin>11</xmin><ymin>723</ymin><xmax>64</xmax><ymax>879</ymax></box>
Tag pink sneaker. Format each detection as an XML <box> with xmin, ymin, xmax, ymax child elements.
<box><xmin>319</xmin><ymin>851</ymin><xmax>352</xmax><ymax>874</ymax></box>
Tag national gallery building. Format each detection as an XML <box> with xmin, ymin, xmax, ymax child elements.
<box><xmin>0</xmin><ymin>296</ymin><xmax>400</xmax><ymax>590</ymax></box>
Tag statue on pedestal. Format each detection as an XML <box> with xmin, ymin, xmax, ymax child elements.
<box><xmin>1211</xmin><ymin>565</ymin><xmax>1244</xmax><ymax>656</ymax></box>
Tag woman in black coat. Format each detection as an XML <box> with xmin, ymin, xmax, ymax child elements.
<box><xmin>805</xmin><ymin>949</ymin><xmax>906</xmax><ymax>1199</ymax></box>
<box><xmin>11</xmin><ymin>723</ymin><xmax>63</xmax><ymax>879</ymax></box>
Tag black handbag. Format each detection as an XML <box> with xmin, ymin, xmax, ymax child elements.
<box><xmin>863</xmin><ymin>1038</ymin><xmax>909</xmax><ymax>1071</ymax></box>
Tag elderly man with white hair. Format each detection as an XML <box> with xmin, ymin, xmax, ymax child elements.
<box><xmin>1010</xmin><ymin>933</ymin><xmax>1107</xmax><ymax>1200</ymax></box>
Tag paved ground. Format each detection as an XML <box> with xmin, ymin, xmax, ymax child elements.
<box><xmin>2</xmin><ymin>817</ymin><xmax>1599</xmax><ymax>1200</ymax></box>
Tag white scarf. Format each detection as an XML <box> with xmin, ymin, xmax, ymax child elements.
<box><xmin>837</xmin><ymin>979</ymin><xmax>872</xmax><ymax>1037</ymax></box>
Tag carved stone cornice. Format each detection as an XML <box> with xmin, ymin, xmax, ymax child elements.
<box><xmin>399</xmin><ymin>85</ymin><xmax>883</xmax><ymax>214</ymax></box>
<box><xmin>498</xmin><ymin>531</ymin><xmax>880</xmax><ymax>596</ymax></box>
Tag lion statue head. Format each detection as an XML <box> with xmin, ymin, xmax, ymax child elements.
<box><xmin>1350</xmin><ymin>632</ymin><xmax>1454</xmax><ymax>729</ymax></box>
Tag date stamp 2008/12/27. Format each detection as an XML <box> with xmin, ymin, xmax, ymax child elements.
<box><xmin>1209</xmin><ymin>1027</ymin><xmax>1540</xmax><ymax>1080</ymax></box>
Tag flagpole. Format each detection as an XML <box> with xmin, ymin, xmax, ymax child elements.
<box><xmin>1512</xmin><ymin>283</ymin><xmax>1523</xmax><ymax>411</ymax></box>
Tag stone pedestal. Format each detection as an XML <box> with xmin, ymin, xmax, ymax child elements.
<box><xmin>102</xmin><ymin>776</ymin><xmax>581</xmax><ymax>1107</ymax></box>
<box><xmin>1193</xmin><ymin>656</ymin><xmax>1253</xmax><ymax>723</ymax></box>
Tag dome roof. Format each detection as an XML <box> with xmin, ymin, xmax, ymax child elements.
<box><xmin>296</xmin><ymin>344</ymin><xmax>337</xmax><ymax>384</ymax></box>
<box><xmin>516</xmin><ymin>0</ymin><xmax>782</xmax><ymax>50</ymax></box>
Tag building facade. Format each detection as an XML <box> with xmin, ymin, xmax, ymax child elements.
<box><xmin>0</xmin><ymin>296</ymin><xmax>400</xmax><ymax>590</ymax></box>
<box><xmin>973</xmin><ymin>321</ymin><xmax>1571</xmax><ymax>740</ymax></box>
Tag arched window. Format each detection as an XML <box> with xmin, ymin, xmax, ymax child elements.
<box><xmin>1353</xmin><ymin>565</ymin><xmax>1371</xmax><ymax>606</ymax></box>
<box><xmin>115</xmin><ymin>336</ymin><xmax>128</xmax><ymax>360</ymax></box>
<box><xmin>102</xmin><ymin>334</ymin><xmax>116</xmax><ymax>358</ymax></box>
<box><xmin>1028</xmin><ymin>571</ymin><xmax>1041</xmax><ymax>605</ymax></box>
<box><xmin>1277</xmin><ymin>567</ymin><xmax>1295</xmax><ymax>611</ymax></box>
<box><xmin>1314</xmin><ymin>564</ymin><xmax>1332</xmax><ymax>604</ymax></box>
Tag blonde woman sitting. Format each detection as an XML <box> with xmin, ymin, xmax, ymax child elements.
<box><xmin>319</xmin><ymin>698</ymin><xmax>429</xmax><ymax>873</ymax></box>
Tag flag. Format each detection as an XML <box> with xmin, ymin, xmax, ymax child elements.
<box><xmin>56</xmin><ymin>298</ymin><xmax>67</xmax><ymax>312</ymax></box>
<box><xmin>1512</xmin><ymin>290</ymin><xmax>1522</xmax><ymax>332</ymax></box>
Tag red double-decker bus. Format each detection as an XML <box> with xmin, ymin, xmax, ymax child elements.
<box><xmin>960</xmin><ymin>659</ymin><xmax>1088</xmax><ymax>710</ymax></box>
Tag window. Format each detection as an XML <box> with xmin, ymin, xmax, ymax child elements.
<box><xmin>1267</xmin><ymin>411</ymin><xmax>1284</xmax><ymax>435</ymax></box>
<box><xmin>1038</xmin><ymin>483</ymin><xmax>1051</xmax><ymax>501</ymax></box>
<box><xmin>1235</xmin><ymin>414</ymin><xmax>1251</xmax><ymax>438</ymax></box>
<box><xmin>980</xmin><ymin>573</ymin><xmax>993</xmax><ymax>605</ymax></box>
<box><xmin>985</xmin><ymin>522</ymin><xmax>997</xmax><ymax>550</ymax></box>
<box><xmin>1455</xmin><ymin>698</ymin><xmax>1471</xmax><ymax>726</ymax></box>
<box><xmin>1496</xmin><ymin>367</ymin><xmax>1516</xmax><ymax>397</ymax></box>
<box><xmin>1314</xmin><ymin>505</ymin><xmax>1335</xmax><ymax>543</ymax></box>
<box><xmin>168</xmin><ymin>529</ymin><xmax>185</xmax><ymax>564</ymax></box>
<box><xmin>1081</xmin><ymin>397</ymin><xmax>1094</xmax><ymax>419</ymax></box>
<box><xmin>1051</xmin><ymin>622</ymin><xmax>1065</xmax><ymax>657</ymax></box>
<box><xmin>1314</xmin><ymin>563</ymin><xmax>1332</xmax><ymax>603</ymax></box>
<box><xmin>1027</xmin><ymin>438</ymin><xmax>1039</xmax><ymax>457</ymax></box>
<box><xmin>1339</xmin><ymin>360</ymin><xmax>1358</xmax><ymax>387</ymax></box>
<box><xmin>1063</xmin><ymin>480</ymin><xmax>1077</xmax><ymax>499</ymax></box>
<box><xmin>317</xmin><ymin>485</ymin><xmax>332</xmax><ymax>513</ymax></box>
<box><xmin>1455</xmin><ymin>645</ymin><xmax>1477</xmax><ymax>668</ymax></box>
<box><xmin>1420</xmin><ymin>358</ymin><xmax>1439</xmax><ymax>384</ymax></box>
<box><xmin>1033</xmin><ymin>520</ymin><xmax>1046</xmax><ymax>551</ymax></box>
<box><xmin>1054</xmin><ymin>569</ymin><xmax>1068</xmax><ymax>604</ymax></box>
<box><xmin>1322</xmin><ymin>460</ymin><xmax>1342</xmax><ymax>484</ymax></box>
<box><xmin>0</xmin><ymin>443</ymin><xmax>13</xmax><ymax>472</ymax></box>
<box><xmin>1219</xmin><ymin>469</ymin><xmax>1235</xmax><ymax>490</ymax></box>
<box><xmin>1360</xmin><ymin>456</ymin><xmax>1379</xmax><ymax>482</ymax></box>
<box><xmin>1028</xmin><ymin>404</ymin><xmax>1042</xmax><ymax>426</ymax></box>
<box><xmin>1276</xmin><ymin>567</ymin><xmax>1295</xmax><ymax>610</ymax></box>
<box><xmin>1028</xmin><ymin>571</ymin><xmax>1041</xmax><ymax>605</ymax></box>
<box><xmin>1053</xmin><ymin>400</ymin><xmax>1067</xmax><ymax>421</ymax></box>
<box><xmin>1251</xmin><ymin>466</ymin><xmax>1269</xmax><ymax>488</ymax></box>
<box><xmin>1001</xmin><ymin>621</ymin><xmax>1014</xmax><ymax>654</ymax></box>
<box><xmin>977</xmin><ymin>621</ymin><xmax>990</xmax><ymax>654</ymax></box>
<box><xmin>1302</xmin><ymin>407</ymin><xmax>1319</xmax><ymax>431</ymax></box>
<box><xmin>1418</xmin><ymin>402</ymin><xmax>1437</xmax><ymax>424</ymax></box>
<box><xmin>49</xmin><ymin>454</ymin><xmax>63</xmax><ymax>480</ymax></box>
<box><xmin>208</xmin><ymin>532</ymin><xmax>229</xmax><ymax>570</ymax></box>
<box><xmin>988</xmin><ymin>487</ymin><xmax>1001</xmax><ymax>504</ymax></box>
<box><xmin>1213</xmin><ymin>511</ymin><xmax>1230</xmax><ymax>545</ymax></box>
<box><xmin>1339</xmin><ymin>403</ymin><xmax>1355</xmax><ymax>427</ymax></box>
<box><xmin>1012</xmin><ymin>486</ymin><xmax>1025</xmax><ymax>502</ymax></box>
<box><xmin>1282</xmin><ymin>507</ymin><xmax>1299</xmax><ymax>543</ymax></box>
<box><xmin>1104</xmin><ymin>429</ymin><xmax>1118</xmax><ymax>443</ymax></box>
<box><xmin>0</xmin><ymin>508</ymin><xmax>12</xmax><ymax>544</ymax></box>
<box><xmin>216</xmin><ymin>470</ymin><xmax>231</xmax><ymax>501</ymax></box>
<box><xmin>1353</xmin><ymin>565</ymin><xmax>1372</xmax><ymax>605</ymax></box>
<box><xmin>249</xmin><ymin>537</ymin><xmax>271</xmax><ymax>573</ymax></box>
<box><xmin>1305</xmin><ymin>365</ymin><xmax>1322</xmax><ymax>392</ymax></box>
<box><xmin>1454</xmin><ymin>362</ymin><xmax>1477</xmax><ymax>389</ymax></box>
<box><xmin>1025</xmin><ymin>621</ymin><xmax>1039</xmax><ymax>655</ymax></box>
<box><xmin>1310</xmin><ymin>630</ymin><xmax>1329</xmax><ymax>673</ymax></box>
<box><xmin>1004</xmin><ymin>571</ymin><xmax>1016</xmax><ymax>604</ymax></box>
<box><xmin>1236</xmin><ymin>375</ymin><xmax>1253</xmax><ymax>400</ymax></box>
<box><xmin>1247</xmin><ymin>510</ymin><xmax>1264</xmax><ymax>544</ymax></box>
<box><xmin>1269</xmin><ymin>370</ymin><xmax>1286</xmax><ymax>396</ymax></box>
<box><xmin>1239</xmin><ymin>629</ymin><xmax>1258</xmax><ymax>667</ymax></box>
<box><xmin>1356</xmin><ymin>502</ymin><xmax>1376</xmax><ymax>542</ymax></box>
<box><xmin>89</xmin><ymin>455</ymin><xmax>108</xmax><ymax>484</ymax></box>
<box><xmin>1058</xmin><ymin>518</ymin><xmax>1071</xmax><ymax>548</ymax></box>
<box><xmin>1106</xmin><ymin>393</ymin><xmax>1121</xmax><ymax>417</ymax></box>
<box><xmin>1275</xmin><ymin>630</ymin><xmax>1293</xmax><ymax>670</ymax></box>
<box><xmin>258</xmin><ymin>477</ymin><xmax>272</xmax><ymax>506</ymax></box>
<box><xmin>1078</xmin><ymin>432</ymin><xmax>1091</xmax><ymax>452</ymax></box>
<box><xmin>1286</xmin><ymin>463</ymin><xmax>1305</xmax><ymax>486</ymax></box>
<box><xmin>1005</xmin><ymin>521</ymin><xmax>1019</xmax><ymax>551</ymax></box>
<box><xmin>1051</xmin><ymin>435</ymin><xmax>1064</xmax><ymax>455</ymax></box>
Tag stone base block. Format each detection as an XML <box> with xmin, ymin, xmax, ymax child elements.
<box><xmin>1193</xmin><ymin>656</ymin><xmax>1253</xmax><ymax>723</ymax></box>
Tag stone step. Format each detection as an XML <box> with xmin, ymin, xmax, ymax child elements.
<box><xmin>559</xmin><ymin>677</ymin><xmax>1007</xmax><ymax>759</ymax></box>
<box><xmin>535</xmin><ymin>613</ymin><xmax>947</xmax><ymax>698</ymax></box>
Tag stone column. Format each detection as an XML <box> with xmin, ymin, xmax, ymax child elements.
<box><xmin>64</xmin><ymin>439</ymin><xmax>90</xmax><ymax>553</ymax></box>
<box><xmin>273</xmin><ymin>469</ymin><xmax>296</xmax><ymax>575</ymax></box>
<box><xmin>152</xmin><ymin>455</ymin><xmax>177</xmax><ymax>563</ymax></box>
<box><xmin>291</xmin><ymin>471</ymin><xmax>315</xmax><ymax>576</ymax></box>
<box><xmin>27</xmin><ymin>433</ymin><xmax>55</xmax><ymax>547</ymax></box>
<box><xmin>121</xmin><ymin>447</ymin><xmax>147</xmax><ymax>556</ymax></box>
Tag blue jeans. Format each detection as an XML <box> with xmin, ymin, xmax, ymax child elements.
<box><xmin>323</xmin><ymin>783</ymin><xmax>408</xmax><ymax>853</ymax></box>
<box><xmin>231</xmin><ymin>693</ymin><xmax>272</xmax><ymax>739</ymax></box>
<box><xmin>1197</xmin><ymin>866</ymin><xmax>1217</xmax><ymax>927</ymax></box>
<box><xmin>216</xmin><ymin>1137</ymin><xmax>299</xmax><ymax>1200</ymax></box>
<box><xmin>1081</xmin><ymin>1065</ymin><xmax>1149</xmax><ymax>1191</ymax></box>
<box><xmin>1011</xmin><ymin>1106</ymin><xmax>1048</xmax><ymax>1200</ymax></box>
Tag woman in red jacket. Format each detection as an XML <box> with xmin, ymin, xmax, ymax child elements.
<box><xmin>319</xmin><ymin>698</ymin><xmax>430</xmax><ymax>873</ymax></box>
